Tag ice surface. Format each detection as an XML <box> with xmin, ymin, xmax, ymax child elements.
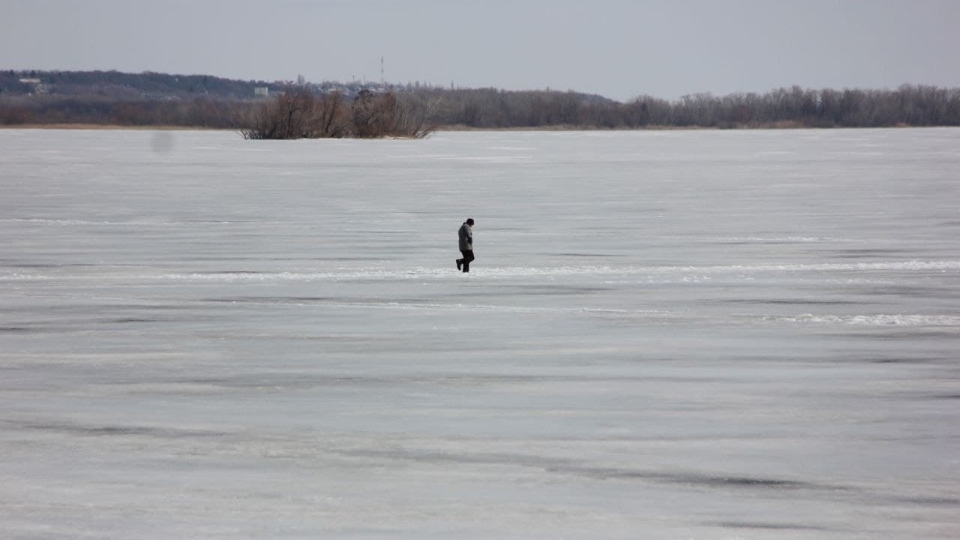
<box><xmin>1</xmin><ymin>128</ymin><xmax>959</xmax><ymax>539</ymax></box>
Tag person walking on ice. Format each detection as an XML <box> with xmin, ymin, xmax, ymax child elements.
<box><xmin>456</xmin><ymin>218</ymin><xmax>475</xmax><ymax>273</ymax></box>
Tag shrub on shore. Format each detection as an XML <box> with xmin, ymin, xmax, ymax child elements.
<box><xmin>239</xmin><ymin>89</ymin><xmax>437</xmax><ymax>140</ymax></box>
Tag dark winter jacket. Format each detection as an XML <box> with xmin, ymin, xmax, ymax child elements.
<box><xmin>458</xmin><ymin>222</ymin><xmax>473</xmax><ymax>251</ymax></box>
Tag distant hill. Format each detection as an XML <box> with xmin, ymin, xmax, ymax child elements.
<box><xmin>0</xmin><ymin>70</ymin><xmax>289</xmax><ymax>100</ymax></box>
<box><xmin>0</xmin><ymin>69</ymin><xmax>614</xmax><ymax>104</ymax></box>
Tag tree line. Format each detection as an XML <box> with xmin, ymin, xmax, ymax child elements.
<box><xmin>0</xmin><ymin>95</ymin><xmax>248</xmax><ymax>128</ymax></box>
<box><xmin>426</xmin><ymin>85</ymin><xmax>960</xmax><ymax>129</ymax></box>
<box><xmin>2</xmin><ymin>73</ymin><xmax>959</xmax><ymax>135</ymax></box>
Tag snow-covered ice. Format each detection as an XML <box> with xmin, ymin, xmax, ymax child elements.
<box><xmin>1</xmin><ymin>128</ymin><xmax>959</xmax><ymax>539</ymax></box>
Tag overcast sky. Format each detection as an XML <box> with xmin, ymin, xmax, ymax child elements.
<box><xmin>3</xmin><ymin>0</ymin><xmax>958</xmax><ymax>101</ymax></box>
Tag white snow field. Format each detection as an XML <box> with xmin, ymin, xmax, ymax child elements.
<box><xmin>1</xmin><ymin>128</ymin><xmax>959</xmax><ymax>539</ymax></box>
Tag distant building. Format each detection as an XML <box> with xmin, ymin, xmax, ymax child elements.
<box><xmin>254</xmin><ymin>87</ymin><xmax>269</xmax><ymax>97</ymax></box>
<box><xmin>19</xmin><ymin>78</ymin><xmax>48</xmax><ymax>94</ymax></box>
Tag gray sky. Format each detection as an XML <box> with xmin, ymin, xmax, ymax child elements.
<box><xmin>3</xmin><ymin>0</ymin><xmax>959</xmax><ymax>102</ymax></box>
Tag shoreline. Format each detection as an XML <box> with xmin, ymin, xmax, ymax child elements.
<box><xmin>0</xmin><ymin>122</ymin><xmax>932</xmax><ymax>132</ymax></box>
<box><xmin>0</xmin><ymin>124</ymin><xmax>233</xmax><ymax>131</ymax></box>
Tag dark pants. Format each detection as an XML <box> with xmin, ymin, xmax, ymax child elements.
<box><xmin>458</xmin><ymin>250</ymin><xmax>475</xmax><ymax>272</ymax></box>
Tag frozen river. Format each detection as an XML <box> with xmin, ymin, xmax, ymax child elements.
<box><xmin>1</xmin><ymin>128</ymin><xmax>958</xmax><ymax>539</ymax></box>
